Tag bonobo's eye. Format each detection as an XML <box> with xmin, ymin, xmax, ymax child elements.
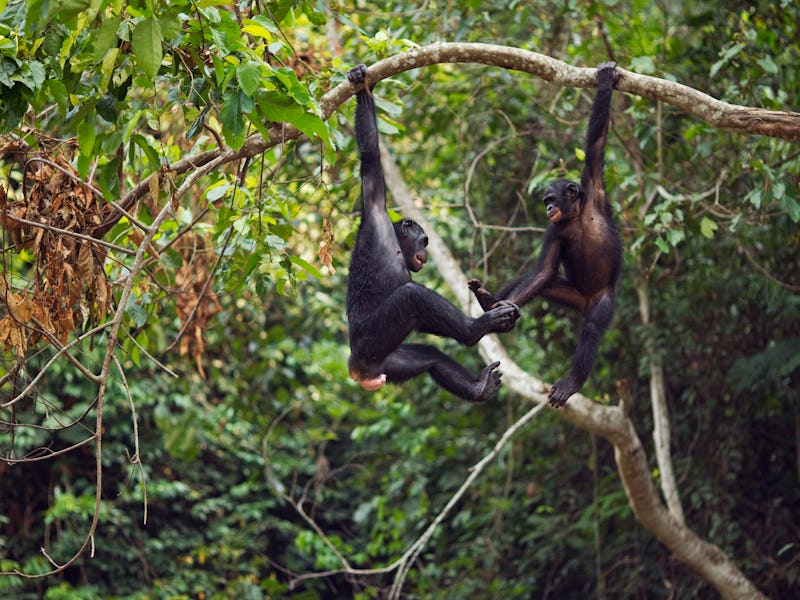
<box><xmin>543</xmin><ymin>194</ymin><xmax>556</xmax><ymax>206</ymax></box>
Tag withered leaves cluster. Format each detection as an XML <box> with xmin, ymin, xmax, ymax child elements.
<box><xmin>173</xmin><ymin>231</ymin><xmax>220</xmax><ymax>377</ymax></box>
<box><xmin>0</xmin><ymin>154</ymin><xmax>112</xmax><ymax>355</ymax></box>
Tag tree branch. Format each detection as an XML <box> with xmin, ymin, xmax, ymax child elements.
<box><xmin>379</xmin><ymin>142</ymin><xmax>767</xmax><ymax>600</ymax></box>
<box><xmin>96</xmin><ymin>42</ymin><xmax>799</xmax><ymax>240</ymax></box>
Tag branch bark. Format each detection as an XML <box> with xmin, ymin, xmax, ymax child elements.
<box><xmin>96</xmin><ymin>42</ymin><xmax>800</xmax><ymax>239</ymax></box>
<box><xmin>379</xmin><ymin>143</ymin><xmax>767</xmax><ymax>600</ymax></box>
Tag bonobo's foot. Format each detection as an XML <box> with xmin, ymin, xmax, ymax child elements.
<box><xmin>350</xmin><ymin>367</ymin><xmax>387</xmax><ymax>391</ymax></box>
<box><xmin>491</xmin><ymin>300</ymin><xmax>520</xmax><ymax>333</ymax></box>
<box><xmin>347</xmin><ymin>64</ymin><xmax>368</xmax><ymax>86</ymax></box>
<box><xmin>548</xmin><ymin>375</ymin><xmax>581</xmax><ymax>407</ymax></box>
<box><xmin>468</xmin><ymin>278</ymin><xmax>497</xmax><ymax>312</ymax></box>
<box><xmin>481</xmin><ymin>300</ymin><xmax>520</xmax><ymax>335</ymax></box>
<box><xmin>471</xmin><ymin>361</ymin><xmax>502</xmax><ymax>402</ymax></box>
<box><xmin>596</xmin><ymin>61</ymin><xmax>620</xmax><ymax>89</ymax></box>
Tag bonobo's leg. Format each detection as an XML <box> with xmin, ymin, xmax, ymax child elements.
<box><xmin>549</xmin><ymin>288</ymin><xmax>615</xmax><ymax>407</ymax></box>
<box><xmin>539</xmin><ymin>279</ymin><xmax>588</xmax><ymax>315</ymax></box>
<box><xmin>384</xmin><ymin>344</ymin><xmax>503</xmax><ymax>402</ymax></box>
<box><xmin>470</xmin><ymin>277</ymin><xmax>587</xmax><ymax>316</ymax></box>
<box><xmin>413</xmin><ymin>284</ymin><xmax>519</xmax><ymax>343</ymax></box>
<box><xmin>378</xmin><ymin>281</ymin><xmax>518</xmax><ymax>345</ymax></box>
<box><xmin>468</xmin><ymin>279</ymin><xmax>499</xmax><ymax>312</ymax></box>
<box><xmin>350</xmin><ymin>282</ymin><xmax>517</xmax><ymax>371</ymax></box>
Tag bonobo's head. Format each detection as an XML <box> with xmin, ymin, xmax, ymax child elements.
<box><xmin>394</xmin><ymin>218</ymin><xmax>428</xmax><ymax>272</ymax></box>
<box><xmin>543</xmin><ymin>179</ymin><xmax>583</xmax><ymax>224</ymax></box>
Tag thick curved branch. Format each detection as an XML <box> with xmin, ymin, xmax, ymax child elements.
<box><xmin>97</xmin><ymin>42</ymin><xmax>798</xmax><ymax>239</ymax></box>
<box><xmin>379</xmin><ymin>143</ymin><xmax>766</xmax><ymax>600</ymax></box>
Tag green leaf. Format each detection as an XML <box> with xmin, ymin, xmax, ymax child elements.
<box><xmin>93</xmin><ymin>14</ymin><xmax>121</xmax><ymax>63</ymax></box>
<box><xmin>267</xmin><ymin>0</ymin><xmax>293</xmax><ymax>23</ymax></box>
<box><xmin>18</xmin><ymin>61</ymin><xmax>45</xmax><ymax>91</ymax></box>
<box><xmin>220</xmin><ymin>89</ymin><xmax>248</xmax><ymax>150</ymax></box>
<box><xmin>242</xmin><ymin>18</ymin><xmax>274</xmax><ymax>39</ymax></box>
<box><xmin>159</xmin><ymin>11</ymin><xmax>182</xmax><ymax>42</ymax></box>
<box><xmin>126</xmin><ymin>298</ymin><xmax>149</xmax><ymax>328</ymax></box>
<box><xmin>186</xmin><ymin>105</ymin><xmax>210</xmax><ymax>139</ymax></box>
<box><xmin>237</xmin><ymin>62</ymin><xmax>262</xmax><ymax>97</ymax></box>
<box><xmin>96</xmin><ymin>94</ymin><xmax>117</xmax><ymax>122</ymax></box>
<box><xmin>132</xmin><ymin>18</ymin><xmax>163</xmax><ymax>79</ymax></box>
<box><xmin>629</xmin><ymin>55</ymin><xmax>656</xmax><ymax>75</ymax></box>
<box><xmin>77</xmin><ymin>121</ymin><xmax>95</xmax><ymax>157</ymax></box>
<box><xmin>258</xmin><ymin>92</ymin><xmax>330</xmax><ymax>145</ymax></box>
<box><xmin>130</xmin><ymin>134</ymin><xmax>161</xmax><ymax>170</ymax></box>
<box><xmin>700</xmin><ymin>216</ymin><xmax>718</xmax><ymax>239</ymax></box>
<box><xmin>45</xmin><ymin>0</ymin><xmax>90</xmax><ymax>25</ymax></box>
<box><xmin>290</xmin><ymin>255</ymin><xmax>322</xmax><ymax>279</ymax></box>
<box><xmin>47</xmin><ymin>79</ymin><xmax>68</xmax><ymax>114</ymax></box>
<box><xmin>756</xmin><ymin>56</ymin><xmax>778</xmax><ymax>75</ymax></box>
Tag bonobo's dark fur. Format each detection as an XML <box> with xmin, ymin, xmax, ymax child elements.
<box><xmin>469</xmin><ymin>62</ymin><xmax>622</xmax><ymax>407</ymax></box>
<box><xmin>345</xmin><ymin>64</ymin><xmax>519</xmax><ymax>402</ymax></box>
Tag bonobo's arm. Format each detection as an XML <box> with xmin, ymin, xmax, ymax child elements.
<box><xmin>348</xmin><ymin>65</ymin><xmax>386</xmax><ymax>218</ymax></box>
<box><xmin>469</xmin><ymin>230</ymin><xmax>562</xmax><ymax>310</ymax></box>
<box><xmin>582</xmin><ymin>62</ymin><xmax>618</xmax><ymax>210</ymax></box>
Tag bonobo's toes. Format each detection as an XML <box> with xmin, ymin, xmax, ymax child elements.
<box><xmin>492</xmin><ymin>301</ymin><xmax>520</xmax><ymax>332</ymax></box>
<box><xmin>468</xmin><ymin>279</ymin><xmax>497</xmax><ymax>312</ymax></box>
<box><xmin>467</xmin><ymin>278</ymin><xmax>483</xmax><ymax>292</ymax></box>
<box><xmin>597</xmin><ymin>61</ymin><xmax>617</xmax><ymax>71</ymax></box>
<box><xmin>473</xmin><ymin>361</ymin><xmax>502</xmax><ymax>402</ymax></box>
<box><xmin>347</xmin><ymin>64</ymin><xmax>367</xmax><ymax>85</ymax></box>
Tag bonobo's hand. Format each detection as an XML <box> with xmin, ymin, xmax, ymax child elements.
<box><xmin>347</xmin><ymin>64</ymin><xmax>368</xmax><ymax>87</ymax></box>
<box><xmin>485</xmin><ymin>300</ymin><xmax>520</xmax><ymax>333</ymax></box>
<box><xmin>548</xmin><ymin>374</ymin><xmax>581</xmax><ymax>407</ymax></box>
<box><xmin>596</xmin><ymin>61</ymin><xmax>620</xmax><ymax>90</ymax></box>
<box><xmin>468</xmin><ymin>278</ymin><xmax>498</xmax><ymax>312</ymax></box>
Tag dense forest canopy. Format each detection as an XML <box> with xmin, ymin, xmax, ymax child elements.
<box><xmin>1</xmin><ymin>1</ymin><xmax>799</xmax><ymax>598</ymax></box>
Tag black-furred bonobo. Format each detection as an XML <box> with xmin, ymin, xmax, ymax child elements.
<box><xmin>469</xmin><ymin>62</ymin><xmax>622</xmax><ymax>407</ymax></box>
<box><xmin>346</xmin><ymin>64</ymin><xmax>519</xmax><ymax>402</ymax></box>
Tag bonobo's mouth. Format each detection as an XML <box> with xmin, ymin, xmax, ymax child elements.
<box><xmin>547</xmin><ymin>207</ymin><xmax>562</xmax><ymax>223</ymax></box>
<box><xmin>413</xmin><ymin>253</ymin><xmax>427</xmax><ymax>271</ymax></box>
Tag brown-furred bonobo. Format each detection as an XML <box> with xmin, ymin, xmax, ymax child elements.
<box><xmin>346</xmin><ymin>64</ymin><xmax>519</xmax><ymax>402</ymax></box>
<box><xmin>469</xmin><ymin>61</ymin><xmax>622</xmax><ymax>407</ymax></box>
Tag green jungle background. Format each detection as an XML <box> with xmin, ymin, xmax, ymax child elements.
<box><xmin>1</xmin><ymin>1</ymin><xmax>799</xmax><ymax>598</ymax></box>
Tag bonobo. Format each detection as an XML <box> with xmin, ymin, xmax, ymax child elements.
<box><xmin>469</xmin><ymin>61</ymin><xmax>622</xmax><ymax>407</ymax></box>
<box><xmin>345</xmin><ymin>64</ymin><xmax>519</xmax><ymax>402</ymax></box>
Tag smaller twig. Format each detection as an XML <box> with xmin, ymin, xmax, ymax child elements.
<box><xmin>114</xmin><ymin>354</ymin><xmax>148</xmax><ymax>525</ymax></box>
<box><xmin>1</xmin><ymin>322</ymin><xmax>113</xmax><ymax>407</ymax></box>
<box><xmin>4</xmin><ymin>215</ymin><xmax>136</xmax><ymax>256</ymax></box>
<box><xmin>389</xmin><ymin>400</ymin><xmax>547</xmax><ymax>598</ymax></box>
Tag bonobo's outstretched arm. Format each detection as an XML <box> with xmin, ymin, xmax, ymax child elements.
<box><xmin>582</xmin><ymin>61</ymin><xmax>619</xmax><ymax>211</ymax></box>
<box><xmin>352</xmin><ymin>68</ymin><xmax>386</xmax><ymax>218</ymax></box>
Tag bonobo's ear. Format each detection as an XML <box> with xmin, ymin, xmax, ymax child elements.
<box><xmin>567</xmin><ymin>182</ymin><xmax>580</xmax><ymax>200</ymax></box>
<box><xmin>400</xmin><ymin>219</ymin><xmax>413</xmax><ymax>235</ymax></box>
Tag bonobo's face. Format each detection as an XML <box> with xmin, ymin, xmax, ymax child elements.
<box><xmin>543</xmin><ymin>179</ymin><xmax>582</xmax><ymax>224</ymax></box>
<box><xmin>394</xmin><ymin>219</ymin><xmax>428</xmax><ymax>272</ymax></box>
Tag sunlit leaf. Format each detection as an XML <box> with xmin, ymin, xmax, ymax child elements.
<box><xmin>237</xmin><ymin>62</ymin><xmax>262</xmax><ymax>97</ymax></box>
<box><xmin>132</xmin><ymin>18</ymin><xmax>163</xmax><ymax>78</ymax></box>
<box><xmin>700</xmin><ymin>216</ymin><xmax>718</xmax><ymax>239</ymax></box>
